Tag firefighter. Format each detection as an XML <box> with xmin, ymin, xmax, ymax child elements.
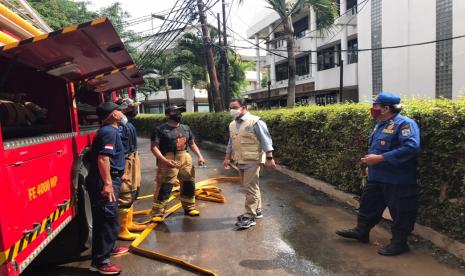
<box><xmin>150</xmin><ymin>105</ymin><xmax>205</xmax><ymax>222</ymax></box>
<box><xmin>86</xmin><ymin>102</ymin><xmax>127</xmax><ymax>275</ymax></box>
<box><xmin>336</xmin><ymin>92</ymin><xmax>420</xmax><ymax>256</ymax></box>
<box><xmin>116</xmin><ymin>98</ymin><xmax>145</xmax><ymax>240</ymax></box>
<box><xmin>223</xmin><ymin>99</ymin><xmax>276</xmax><ymax>230</ymax></box>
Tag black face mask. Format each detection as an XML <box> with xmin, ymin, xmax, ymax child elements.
<box><xmin>169</xmin><ymin>114</ymin><xmax>182</xmax><ymax>123</ymax></box>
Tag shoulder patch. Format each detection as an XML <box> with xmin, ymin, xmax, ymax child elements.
<box><xmin>401</xmin><ymin>125</ymin><xmax>412</xmax><ymax>137</ymax></box>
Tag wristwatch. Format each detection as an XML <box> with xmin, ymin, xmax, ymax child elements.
<box><xmin>266</xmin><ymin>156</ymin><xmax>273</xmax><ymax>160</ymax></box>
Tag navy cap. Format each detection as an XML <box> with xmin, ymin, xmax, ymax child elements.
<box><xmin>372</xmin><ymin>92</ymin><xmax>401</xmax><ymax>105</ymax></box>
<box><xmin>96</xmin><ymin>101</ymin><xmax>123</xmax><ymax>120</ymax></box>
<box><xmin>165</xmin><ymin>105</ymin><xmax>186</xmax><ymax>114</ymax></box>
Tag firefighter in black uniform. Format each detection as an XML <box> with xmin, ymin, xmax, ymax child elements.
<box><xmin>86</xmin><ymin>102</ymin><xmax>126</xmax><ymax>275</ymax></box>
<box><xmin>150</xmin><ymin>106</ymin><xmax>205</xmax><ymax>222</ymax></box>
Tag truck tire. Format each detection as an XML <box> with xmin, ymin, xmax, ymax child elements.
<box><xmin>76</xmin><ymin>164</ymin><xmax>93</xmax><ymax>250</ymax></box>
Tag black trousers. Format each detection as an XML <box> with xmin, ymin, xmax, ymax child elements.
<box><xmin>87</xmin><ymin>172</ymin><xmax>122</xmax><ymax>265</ymax></box>
<box><xmin>358</xmin><ymin>181</ymin><xmax>418</xmax><ymax>235</ymax></box>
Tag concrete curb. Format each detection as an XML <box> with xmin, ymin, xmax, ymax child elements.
<box><xmin>199</xmin><ymin>140</ymin><xmax>465</xmax><ymax>261</ymax></box>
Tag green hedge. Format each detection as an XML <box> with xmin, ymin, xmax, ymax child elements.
<box><xmin>133</xmin><ymin>100</ymin><xmax>465</xmax><ymax>242</ymax></box>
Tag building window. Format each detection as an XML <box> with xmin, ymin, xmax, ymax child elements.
<box><xmin>275</xmin><ymin>62</ymin><xmax>288</xmax><ymax>81</ymax></box>
<box><xmin>315</xmin><ymin>93</ymin><xmax>337</xmax><ymax>106</ymax></box>
<box><xmin>296</xmin><ymin>55</ymin><xmax>310</xmax><ymax>76</ymax></box>
<box><xmin>271</xmin><ymin>32</ymin><xmax>286</xmax><ymax>49</ymax></box>
<box><xmin>347</xmin><ymin>0</ymin><xmax>357</xmax><ymax>15</ymax></box>
<box><xmin>317</xmin><ymin>47</ymin><xmax>336</xmax><ymax>71</ymax></box>
<box><xmin>144</xmin><ymin>104</ymin><xmax>164</xmax><ymax>114</ymax></box>
<box><xmin>436</xmin><ymin>0</ymin><xmax>453</xmax><ymax>98</ymax></box>
<box><xmin>159</xmin><ymin>78</ymin><xmax>183</xmax><ymax>90</ymax></box>
<box><xmin>293</xmin><ymin>16</ymin><xmax>309</xmax><ymax>38</ymax></box>
<box><xmin>348</xmin><ymin>38</ymin><xmax>358</xmax><ymax>64</ymax></box>
<box><xmin>371</xmin><ymin>0</ymin><xmax>383</xmax><ymax>94</ymax></box>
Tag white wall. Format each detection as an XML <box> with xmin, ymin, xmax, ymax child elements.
<box><xmin>453</xmin><ymin>0</ymin><xmax>465</xmax><ymax>98</ymax></box>
<box><xmin>382</xmin><ymin>0</ymin><xmax>436</xmax><ymax>99</ymax></box>
<box><xmin>315</xmin><ymin>63</ymin><xmax>358</xmax><ymax>91</ymax></box>
<box><xmin>357</xmin><ymin>0</ymin><xmax>372</xmax><ymax>101</ymax></box>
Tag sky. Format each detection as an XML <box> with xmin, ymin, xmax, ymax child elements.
<box><xmin>88</xmin><ymin>0</ymin><xmax>274</xmax><ymax>56</ymax></box>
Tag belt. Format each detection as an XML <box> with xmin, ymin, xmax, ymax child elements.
<box><xmin>110</xmin><ymin>170</ymin><xmax>124</xmax><ymax>178</ymax></box>
<box><xmin>125</xmin><ymin>151</ymin><xmax>137</xmax><ymax>158</ymax></box>
<box><xmin>165</xmin><ymin>150</ymin><xmax>187</xmax><ymax>154</ymax></box>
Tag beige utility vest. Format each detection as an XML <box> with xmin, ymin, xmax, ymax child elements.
<box><xmin>229</xmin><ymin>115</ymin><xmax>265</xmax><ymax>164</ymax></box>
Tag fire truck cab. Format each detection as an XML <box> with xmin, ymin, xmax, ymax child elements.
<box><xmin>0</xmin><ymin>15</ymin><xmax>143</xmax><ymax>275</ymax></box>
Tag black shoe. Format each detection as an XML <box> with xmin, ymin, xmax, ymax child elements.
<box><xmin>235</xmin><ymin>216</ymin><xmax>256</xmax><ymax>229</ymax></box>
<box><xmin>237</xmin><ymin>211</ymin><xmax>262</xmax><ymax>221</ymax></box>
<box><xmin>378</xmin><ymin>242</ymin><xmax>410</xmax><ymax>256</ymax></box>
<box><xmin>336</xmin><ymin>228</ymin><xmax>370</xmax><ymax>243</ymax></box>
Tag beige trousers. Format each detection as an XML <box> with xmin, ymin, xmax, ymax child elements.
<box><xmin>119</xmin><ymin>151</ymin><xmax>141</xmax><ymax>208</ymax></box>
<box><xmin>239</xmin><ymin>164</ymin><xmax>262</xmax><ymax>217</ymax></box>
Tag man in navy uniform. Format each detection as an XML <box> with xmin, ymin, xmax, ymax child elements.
<box><xmin>86</xmin><ymin>101</ymin><xmax>127</xmax><ymax>275</ymax></box>
<box><xmin>336</xmin><ymin>92</ymin><xmax>420</xmax><ymax>256</ymax></box>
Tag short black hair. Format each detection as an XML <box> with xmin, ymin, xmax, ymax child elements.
<box><xmin>230</xmin><ymin>98</ymin><xmax>247</xmax><ymax>107</ymax></box>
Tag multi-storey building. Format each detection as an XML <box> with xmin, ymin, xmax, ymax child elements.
<box><xmin>245</xmin><ymin>0</ymin><xmax>465</xmax><ymax>107</ymax></box>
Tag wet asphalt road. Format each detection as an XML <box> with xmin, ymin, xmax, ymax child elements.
<box><xmin>24</xmin><ymin>138</ymin><xmax>464</xmax><ymax>276</ymax></box>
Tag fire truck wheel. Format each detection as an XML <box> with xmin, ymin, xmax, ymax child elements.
<box><xmin>77</xmin><ymin>164</ymin><xmax>93</xmax><ymax>250</ymax></box>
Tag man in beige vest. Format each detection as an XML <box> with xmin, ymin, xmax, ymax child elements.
<box><xmin>224</xmin><ymin>99</ymin><xmax>276</xmax><ymax>229</ymax></box>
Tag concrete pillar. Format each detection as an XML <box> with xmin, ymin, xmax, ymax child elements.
<box><xmin>310</xmin><ymin>8</ymin><xmax>318</xmax><ymax>77</ymax></box>
<box><xmin>340</xmin><ymin>0</ymin><xmax>348</xmax><ymax>65</ymax></box>
<box><xmin>268</xmin><ymin>25</ymin><xmax>276</xmax><ymax>85</ymax></box>
<box><xmin>183</xmin><ymin>79</ymin><xmax>195</xmax><ymax>112</ymax></box>
<box><xmin>255</xmin><ymin>34</ymin><xmax>261</xmax><ymax>89</ymax></box>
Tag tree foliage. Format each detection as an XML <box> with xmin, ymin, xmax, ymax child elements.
<box><xmin>28</xmin><ymin>0</ymin><xmax>97</xmax><ymax>30</ymax></box>
<box><xmin>176</xmin><ymin>30</ymin><xmax>249</xmax><ymax>99</ymax></box>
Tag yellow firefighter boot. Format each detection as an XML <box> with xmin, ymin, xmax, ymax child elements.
<box><xmin>127</xmin><ymin>206</ymin><xmax>147</xmax><ymax>232</ymax></box>
<box><xmin>118</xmin><ymin>209</ymin><xmax>140</xmax><ymax>241</ymax></box>
<box><xmin>185</xmin><ymin>209</ymin><xmax>200</xmax><ymax>216</ymax></box>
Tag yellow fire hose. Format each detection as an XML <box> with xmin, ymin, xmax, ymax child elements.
<box><xmin>129</xmin><ymin>177</ymin><xmax>240</xmax><ymax>276</ymax></box>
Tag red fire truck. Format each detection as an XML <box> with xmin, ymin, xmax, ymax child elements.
<box><xmin>0</xmin><ymin>16</ymin><xmax>144</xmax><ymax>275</ymax></box>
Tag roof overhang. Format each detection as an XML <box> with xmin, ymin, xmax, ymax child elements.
<box><xmin>0</xmin><ymin>17</ymin><xmax>144</xmax><ymax>93</ymax></box>
<box><xmin>246</xmin><ymin>10</ymin><xmax>280</xmax><ymax>39</ymax></box>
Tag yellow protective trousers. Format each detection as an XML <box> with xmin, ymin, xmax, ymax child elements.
<box><xmin>119</xmin><ymin>151</ymin><xmax>141</xmax><ymax>208</ymax></box>
<box><xmin>152</xmin><ymin>151</ymin><xmax>196</xmax><ymax>215</ymax></box>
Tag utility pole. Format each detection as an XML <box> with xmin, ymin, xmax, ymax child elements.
<box><xmin>197</xmin><ymin>0</ymin><xmax>223</xmax><ymax>112</ymax></box>
<box><xmin>217</xmin><ymin>13</ymin><xmax>226</xmax><ymax>108</ymax></box>
<box><xmin>222</xmin><ymin>0</ymin><xmax>230</xmax><ymax>106</ymax></box>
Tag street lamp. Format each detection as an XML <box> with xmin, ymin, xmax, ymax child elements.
<box><xmin>267</xmin><ymin>81</ymin><xmax>271</xmax><ymax>110</ymax></box>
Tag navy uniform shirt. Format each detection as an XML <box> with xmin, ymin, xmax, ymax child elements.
<box><xmin>91</xmin><ymin>124</ymin><xmax>125</xmax><ymax>172</ymax></box>
<box><xmin>368</xmin><ymin>113</ymin><xmax>420</xmax><ymax>185</ymax></box>
<box><xmin>119</xmin><ymin>122</ymin><xmax>137</xmax><ymax>154</ymax></box>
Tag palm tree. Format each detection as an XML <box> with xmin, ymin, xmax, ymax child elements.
<box><xmin>137</xmin><ymin>52</ymin><xmax>189</xmax><ymax>106</ymax></box>
<box><xmin>240</xmin><ymin>0</ymin><xmax>337</xmax><ymax>107</ymax></box>
<box><xmin>176</xmin><ymin>31</ymin><xmax>249</xmax><ymax>106</ymax></box>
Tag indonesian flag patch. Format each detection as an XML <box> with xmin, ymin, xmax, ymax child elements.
<box><xmin>105</xmin><ymin>144</ymin><xmax>114</xmax><ymax>150</ymax></box>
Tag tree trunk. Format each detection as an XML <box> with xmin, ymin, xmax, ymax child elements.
<box><xmin>197</xmin><ymin>0</ymin><xmax>223</xmax><ymax>112</ymax></box>
<box><xmin>282</xmin><ymin>14</ymin><xmax>296</xmax><ymax>108</ymax></box>
<box><xmin>164</xmin><ymin>77</ymin><xmax>171</xmax><ymax>106</ymax></box>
